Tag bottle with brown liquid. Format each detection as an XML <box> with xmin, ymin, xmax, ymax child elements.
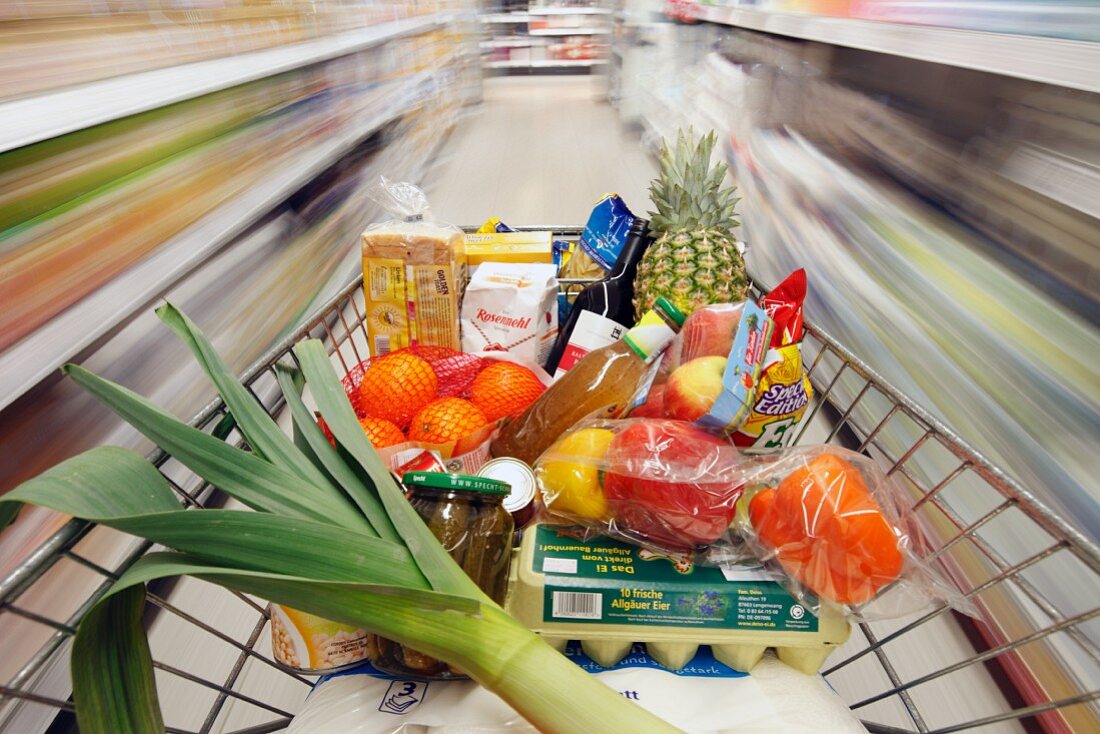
<box><xmin>490</xmin><ymin>297</ymin><xmax>685</xmax><ymax>464</ymax></box>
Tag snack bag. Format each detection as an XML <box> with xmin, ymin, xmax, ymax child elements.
<box><xmin>361</xmin><ymin>178</ymin><xmax>465</xmax><ymax>354</ymax></box>
<box><xmin>561</xmin><ymin>193</ymin><xmax>634</xmax><ymax>279</ymax></box>
<box><xmin>736</xmin><ymin>446</ymin><xmax>971</xmax><ymax>620</ymax></box>
<box><xmin>477</xmin><ymin>216</ymin><xmax>516</xmax><ymax>233</ymax></box>
<box><xmin>734</xmin><ymin>269</ymin><xmax>812</xmax><ymax>448</ymax></box>
<box><xmin>534</xmin><ymin>418</ymin><xmax>748</xmax><ymax>554</ymax></box>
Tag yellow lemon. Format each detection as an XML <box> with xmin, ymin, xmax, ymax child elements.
<box><xmin>535</xmin><ymin>428</ymin><xmax>615</xmax><ymax>522</ymax></box>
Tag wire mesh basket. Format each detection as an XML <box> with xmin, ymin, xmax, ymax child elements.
<box><xmin>1</xmin><ymin>227</ymin><xmax>1097</xmax><ymax>734</ymax></box>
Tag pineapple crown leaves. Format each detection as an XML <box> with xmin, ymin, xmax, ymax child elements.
<box><xmin>648</xmin><ymin>128</ymin><xmax>741</xmax><ymax>235</ymax></box>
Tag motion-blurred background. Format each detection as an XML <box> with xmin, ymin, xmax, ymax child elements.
<box><xmin>0</xmin><ymin>1</ymin><xmax>1097</xmax><ymax>732</ymax></box>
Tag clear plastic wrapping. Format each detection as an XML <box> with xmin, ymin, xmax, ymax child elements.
<box><xmin>736</xmin><ymin>446</ymin><xmax>972</xmax><ymax>620</ymax></box>
<box><xmin>534</xmin><ymin>418</ymin><xmax>747</xmax><ymax>553</ymax></box>
<box><xmin>361</xmin><ymin>178</ymin><xmax>466</xmax><ymax>353</ymax></box>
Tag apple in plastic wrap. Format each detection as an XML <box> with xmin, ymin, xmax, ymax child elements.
<box><xmin>671</xmin><ymin>302</ymin><xmax>744</xmax><ymax>370</ymax></box>
<box><xmin>603</xmin><ymin>420</ymin><xmax>742</xmax><ymax>551</ymax></box>
<box><xmin>663</xmin><ymin>356</ymin><xmax>727</xmax><ymax>422</ymax></box>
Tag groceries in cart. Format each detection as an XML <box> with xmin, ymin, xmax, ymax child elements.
<box><xmin>1</xmin><ymin>130</ymin><xmax>991</xmax><ymax>734</ymax></box>
<box><xmin>490</xmin><ymin>298</ymin><xmax>685</xmax><ymax>464</ymax></box>
<box><xmin>735</xmin><ymin>447</ymin><xmax>975</xmax><ymax>621</ymax></box>
<box><xmin>544</xmin><ymin>216</ymin><xmax>653</xmax><ymax>376</ymax></box>
<box><xmin>507</xmin><ymin>525</ymin><xmax>850</xmax><ymax>675</ymax></box>
<box><xmin>559</xmin><ymin>192</ymin><xmax>636</xmax><ymax>280</ymax></box>
<box><xmin>460</xmin><ymin>261</ymin><xmax>559</xmax><ymax>365</ymax></box>
<box><xmin>368</xmin><ymin>471</ymin><xmax>515</xmax><ymax>680</ymax></box>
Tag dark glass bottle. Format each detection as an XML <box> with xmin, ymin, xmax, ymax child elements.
<box><xmin>545</xmin><ymin>217</ymin><xmax>652</xmax><ymax>375</ymax></box>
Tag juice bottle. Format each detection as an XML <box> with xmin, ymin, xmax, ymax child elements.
<box><xmin>490</xmin><ymin>298</ymin><xmax>684</xmax><ymax>464</ymax></box>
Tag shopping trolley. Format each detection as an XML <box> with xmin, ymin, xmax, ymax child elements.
<box><xmin>0</xmin><ymin>227</ymin><xmax>1096</xmax><ymax>734</ymax></box>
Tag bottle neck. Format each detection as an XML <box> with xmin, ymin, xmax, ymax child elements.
<box><xmin>622</xmin><ymin>308</ymin><xmax>679</xmax><ymax>364</ymax></box>
<box><xmin>609</xmin><ymin>221</ymin><xmax>651</xmax><ymax>280</ymax></box>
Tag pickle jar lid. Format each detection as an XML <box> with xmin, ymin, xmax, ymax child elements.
<box><xmin>401</xmin><ymin>471</ymin><xmax>510</xmax><ymax>496</ymax></box>
<box><xmin>477</xmin><ymin>458</ymin><xmax>535</xmax><ymax>513</ymax></box>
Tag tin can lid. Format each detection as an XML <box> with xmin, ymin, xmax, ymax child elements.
<box><xmin>477</xmin><ymin>458</ymin><xmax>536</xmax><ymax>513</ymax></box>
<box><xmin>401</xmin><ymin>471</ymin><xmax>510</xmax><ymax>496</ymax></box>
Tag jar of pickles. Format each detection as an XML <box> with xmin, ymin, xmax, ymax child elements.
<box><xmin>367</xmin><ymin>471</ymin><xmax>515</xmax><ymax>679</ymax></box>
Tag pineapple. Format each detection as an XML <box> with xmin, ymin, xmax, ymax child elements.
<box><xmin>633</xmin><ymin>129</ymin><xmax>747</xmax><ymax>316</ymax></box>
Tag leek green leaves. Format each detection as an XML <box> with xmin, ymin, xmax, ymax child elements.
<box><xmin>0</xmin><ymin>304</ymin><xmax>684</xmax><ymax>734</ymax></box>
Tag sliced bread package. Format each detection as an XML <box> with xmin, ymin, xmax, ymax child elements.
<box><xmin>361</xmin><ymin>178</ymin><xmax>466</xmax><ymax>355</ymax></box>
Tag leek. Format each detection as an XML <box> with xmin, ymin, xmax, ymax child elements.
<box><xmin>2</xmin><ymin>305</ymin><xmax>684</xmax><ymax>734</ymax></box>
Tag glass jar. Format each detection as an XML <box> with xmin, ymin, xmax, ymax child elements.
<box><xmin>368</xmin><ymin>471</ymin><xmax>515</xmax><ymax>680</ymax></box>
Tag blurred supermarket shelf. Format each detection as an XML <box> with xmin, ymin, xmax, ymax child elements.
<box><xmin>529</xmin><ymin>27</ymin><xmax>611</xmax><ymax>35</ymax></box>
<box><xmin>482</xmin><ymin>12</ymin><xmax>535</xmax><ymax>23</ymax></box>
<box><xmin>484</xmin><ymin>59</ymin><xmax>608</xmax><ymax>68</ymax></box>
<box><xmin>482</xmin><ymin>38</ymin><xmax>553</xmax><ymax>48</ymax></box>
<box><xmin>0</xmin><ymin>72</ymin><xmax>431</xmax><ymax>413</ymax></box>
<box><xmin>483</xmin><ymin>7</ymin><xmax>611</xmax><ymax>22</ymax></box>
<box><xmin>0</xmin><ymin>14</ymin><xmax>448</xmax><ymax>155</ymax></box>
<box><xmin>528</xmin><ymin>6</ymin><xmax>611</xmax><ymax>14</ymax></box>
<box><xmin>688</xmin><ymin>4</ymin><xmax>1100</xmax><ymax>93</ymax></box>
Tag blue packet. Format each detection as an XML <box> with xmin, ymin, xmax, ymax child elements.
<box><xmin>552</xmin><ymin>239</ymin><xmax>574</xmax><ymax>322</ymax></box>
<box><xmin>579</xmin><ymin>194</ymin><xmax>635</xmax><ymax>272</ymax></box>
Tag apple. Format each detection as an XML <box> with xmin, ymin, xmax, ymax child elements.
<box><xmin>675</xmin><ymin>303</ymin><xmax>744</xmax><ymax>367</ymax></box>
<box><xmin>603</xmin><ymin>420</ymin><xmax>742</xmax><ymax>550</ymax></box>
<box><xmin>663</xmin><ymin>356</ymin><xmax>727</xmax><ymax>422</ymax></box>
<box><xmin>630</xmin><ymin>383</ymin><xmax>666</xmax><ymax>418</ymax></box>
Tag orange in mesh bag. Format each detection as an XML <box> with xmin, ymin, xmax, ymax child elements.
<box><xmin>335</xmin><ymin>346</ymin><xmax>548</xmax><ymax>471</ymax></box>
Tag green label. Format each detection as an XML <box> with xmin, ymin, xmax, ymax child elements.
<box><xmin>533</xmin><ymin>526</ymin><xmax>816</xmax><ymax>632</ymax></box>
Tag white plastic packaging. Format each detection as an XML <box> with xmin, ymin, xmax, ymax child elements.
<box><xmin>286</xmin><ymin>647</ymin><xmax>867</xmax><ymax>734</ymax></box>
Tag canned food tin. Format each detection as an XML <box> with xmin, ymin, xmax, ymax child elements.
<box><xmin>478</xmin><ymin>457</ymin><xmax>537</xmax><ymax>528</ymax></box>
<box><xmin>270</xmin><ymin>604</ymin><xmax>371</xmax><ymax>674</ymax></box>
<box><xmin>395</xmin><ymin>449</ymin><xmax>446</xmax><ymax>476</ymax></box>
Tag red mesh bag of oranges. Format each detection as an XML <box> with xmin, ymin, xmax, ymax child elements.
<box><xmin>332</xmin><ymin>346</ymin><xmax>549</xmax><ymax>471</ymax></box>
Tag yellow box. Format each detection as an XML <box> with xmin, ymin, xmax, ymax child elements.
<box><xmin>464</xmin><ymin>231</ymin><xmax>554</xmax><ymax>266</ymax></box>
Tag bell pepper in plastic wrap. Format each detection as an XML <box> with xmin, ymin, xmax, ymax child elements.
<box><xmin>746</xmin><ymin>451</ymin><xmax>904</xmax><ymax>606</ymax></box>
<box><xmin>535</xmin><ymin>418</ymin><xmax>746</xmax><ymax>553</ymax></box>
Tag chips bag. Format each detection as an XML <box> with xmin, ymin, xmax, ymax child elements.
<box><xmin>733</xmin><ymin>269</ymin><xmax>812</xmax><ymax>448</ymax></box>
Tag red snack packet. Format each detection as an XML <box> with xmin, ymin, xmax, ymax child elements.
<box><xmin>733</xmin><ymin>270</ymin><xmax>812</xmax><ymax>449</ymax></box>
<box><xmin>760</xmin><ymin>268</ymin><xmax>805</xmax><ymax>347</ymax></box>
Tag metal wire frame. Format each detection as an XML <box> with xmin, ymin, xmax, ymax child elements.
<box><xmin>0</xmin><ymin>226</ymin><xmax>1096</xmax><ymax>733</ymax></box>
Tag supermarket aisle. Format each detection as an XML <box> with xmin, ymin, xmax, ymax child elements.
<box><xmin>428</xmin><ymin>75</ymin><xmax>657</xmax><ymax>225</ymax></box>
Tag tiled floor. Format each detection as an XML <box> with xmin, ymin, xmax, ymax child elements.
<box><xmin>427</xmin><ymin>74</ymin><xmax>657</xmax><ymax>226</ymax></box>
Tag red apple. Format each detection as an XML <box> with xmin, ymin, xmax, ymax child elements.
<box><xmin>663</xmin><ymin>356</ymin><xmax>727</xmax><ymax>422</ymax></box>
<box><xmin>603</xmin><ymin>420</ymin><xmax>742</xmax><ymax>550</ymax></box>
<box><xmin>676</xmin><ymin>303</ymin><xmax>744</xmax><ymax>366</ymax></box>
<box><xmin>630</xmin><ymin>383</ymin><xmax>666</xmax><ymax>418</ymax></box>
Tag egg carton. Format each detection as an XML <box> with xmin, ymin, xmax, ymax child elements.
<box><xmin>505</xmin><ymin>525</ymin><xmax>850</xmax><ymax>675</ymax></box>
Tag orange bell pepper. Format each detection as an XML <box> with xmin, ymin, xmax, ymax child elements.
<box><xmin>749</xmin><ymin>453</ymin><xmax>903</xmax><ymax>605</ymax></box>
